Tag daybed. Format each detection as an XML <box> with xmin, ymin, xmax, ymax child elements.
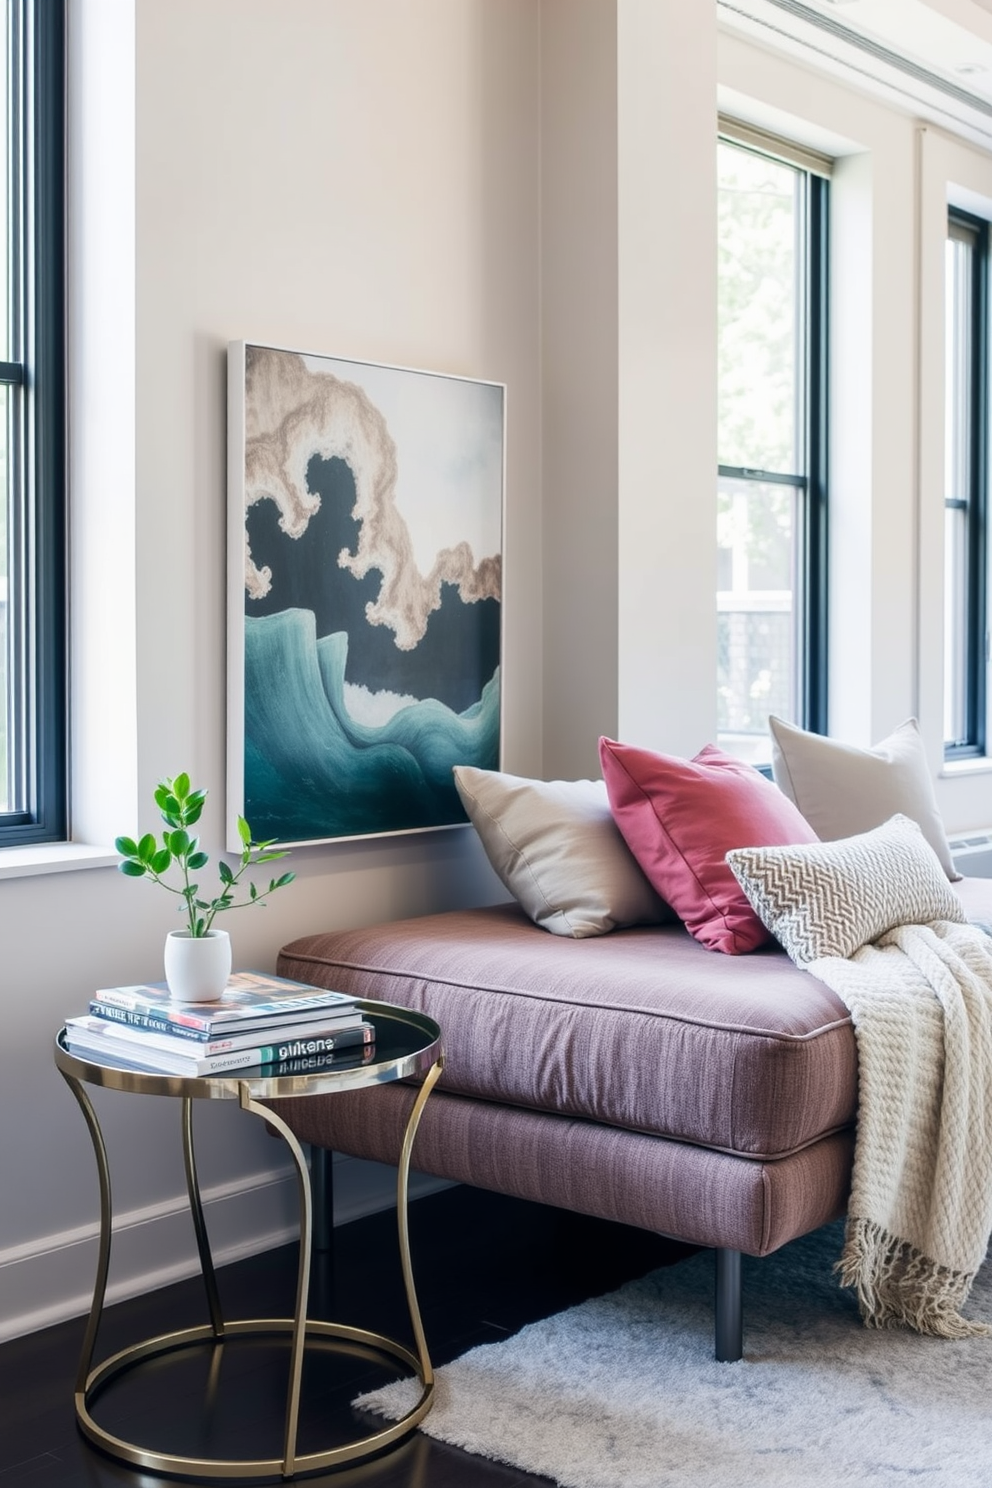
<box><xmin>266</xmin><ymin>874</ymin><xmax>992</xmax><ymax>1361</ymax></box>
<box><xmin>268</xmin><ymin>720</ymin><xmax>992</xmax><ymax>1360</ymax></box>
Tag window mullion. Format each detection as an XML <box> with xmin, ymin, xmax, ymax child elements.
<box><xmin>0</xmin><ymin>0</ymin><xmax>66</xmax><ymax>844</ymax></box>
<box><xmin>718</xmin><ymin>464</ymin><xmax>805</xmax><ymax>487</ymax></box>
<box><xmin>804</xmin><ymin>170</ymin><xmax>829</xmax><ymax>738</ymax></box>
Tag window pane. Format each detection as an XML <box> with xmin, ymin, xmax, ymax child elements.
<box><xmin>0</xmin><ymin>393</ymin><xmax>5</xmax><ymax>813</ymax></box>
<box><xmin>943</xmin><ymin>219</ymin><xmax>981</xmax><ymax>753</ymax></box>
<box><xmin>717</xmin><ymin>134</ymin><xmax>817</xmax><ymax>765</ymax></box>
<box><xmin>945</xmin><ymin>232</ymin><xmax>973</xmax><ymax>505</ymax></box>
<box><xmin>0</xmin><ymin>5</ymin><xmax>7</xmax><ymax>810</ymax></box>
<box><xmin>0</xmin><ymin>6</ymin><xmax>7</xmax><ymax>364</ymax></box>
<box><xmin>0</xmin><ymin>5</ymin><xmax>9</xmax><ymax>812</ymax></box>
<box><xmin>0</xmin><ymin>0</ymin><xmax>66</xmax><ymax>844</ymax></box>
<box><xmin>944</xmin><ymin>504</ymin><xmax>968</xmax><ymax>745</ymax></box>
<box><xmin>717</xmin><ymin>475</ymin><xmax>798</xmax><ymax>764</ymax></box>
<box><xmin>718</xmin><ymin>141</ymin><xmax>801</xmax><ymax>475</ymax></box>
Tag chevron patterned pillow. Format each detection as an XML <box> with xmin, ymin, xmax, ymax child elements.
<box><xmin>725</xmin><ymin>814</ymin><xmax>966</xmax><ymax>967</ymax></box>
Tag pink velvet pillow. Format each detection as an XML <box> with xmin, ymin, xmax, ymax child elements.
<box><xmin>599</xmin><ymin>737</ymin><xmax>819</xmax><ymax>954</ymax></box>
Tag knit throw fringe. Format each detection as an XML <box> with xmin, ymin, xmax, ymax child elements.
<box><xmin>808</xmin><ymin>921</ymin><xmax>992</xmax><ymax>1341</ymax></box>
<box><xmin>838</xmin><ymin>1215</ymin><xmax>992</xmax><ymax>1339</ymax></box>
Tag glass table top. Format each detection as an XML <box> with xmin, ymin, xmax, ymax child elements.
<box><xmin>54</xmin><ymin>1000</ymin><xmax>442</xmax><ymax>1102</ymax></box>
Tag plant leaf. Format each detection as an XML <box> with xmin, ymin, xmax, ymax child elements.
<box><xmin>188</xmin><ymin>851</ymin><xmax>208</xmax><ymax>870</ymax></box>
<box><xmin>137</xmin><ymin>833</ymin><xmax>157</xmax><ymax>863</ymax></box>
<box><xmin>237</xmin><ymin>816</ymin><xmax>252</xmax><ymax>847</ymax></box>
<box><xmin>173</xmin><ymin>772</ymin><xmax>190</xmax><ymax>801</ymax></box>
<box><xmin>185</xmin><ymin>800</ymin><xmax>204</xmax><ymax>826</ymax></box>
<box><xmin>249</xmin><ymin>881</ymin><xmax>258</xmax><ymax>900</ymax></box>
<box><xmin>169</xmin><ymin>829</ymin><xmax>190</xmax><ymax>855</ymax></box>
<box><xmin>119</xmin><ymin>860</ymin><xmax>146</xmax><ymax>877</ymax></box>
<box><xmin>151</xmin><ymin>848</ymin><xmax>172</xmax><ymax>875</ymax></box>
<box><xmin>275</xmin><ymin>872</ymin><xmax>295</xmax><ymax>888</ymax></box>
<box><xmin>115</xmin><ymin>835</ymin><xmax>138</xmax><ymax>857</ymax></box>
<box><xmin>218</xmin><ymin>860</ymin><xmax>234</xmax><ymax>885</ymax></box>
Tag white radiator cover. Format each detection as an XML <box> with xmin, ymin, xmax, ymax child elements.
<box><xmin>949</xmin><ymin>831</ymin><xmax>992</xmax><ymax>879</ymax></box>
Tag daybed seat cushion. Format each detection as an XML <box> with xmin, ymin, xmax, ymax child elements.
<box><xmin>271</xmin><ymin>878</ymin><xmax>992</xmax><ymax>1257</ymax></box>
<box><xmin>277</xmin><ymin>902</ymin><xmax>857</xmax><ymax>1160</ymax></box>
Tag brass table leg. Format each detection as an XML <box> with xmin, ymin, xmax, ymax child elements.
<box><xmin>58</xmin><ymin>1071</ymin><xmax>114</xmax><ymax>1404</ymax></box>
<box><xmin>62</xmin><ymin>1055</ymin><xmax>445</xmax><ymax>1480</ymax></box>
<box><xmin>183</xmin><ymin>1096</ymin><xmax>225</xmax><ymax>1340</ymax></box>
<box><xmin>396</xmin><ymin>1058</ymin><xmax>444</xmax><ymax>1392</ymax></box>
<box><xmin>238</xmin><ymin>1086</ymin><xmax>314</xmax><ymax>1476</ymax></box>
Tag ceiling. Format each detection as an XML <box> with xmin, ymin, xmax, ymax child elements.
<box><xmin>717</xmin><ymin>0</ymin><xmax>992</xmax><ymax>147</ymax></box>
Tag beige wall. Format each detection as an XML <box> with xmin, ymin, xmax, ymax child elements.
<box><xmin>6</xmin><ymin>0</ymin><xmax>992</xmax><ymax>1342</ymax></box>
<box><xmin>1</xmin><ymin>0</ymin><xmax>541</xmax><ymax>1342</ymax></box>
<box><xmin>540</xmin><ymin>0</ymin><xmax>619</xmax><ymax>778</ymax></box>
<box><xmin>617</xmin><ymin>0</ymin><xmax>717</xmax><ymax>758</ymax></box>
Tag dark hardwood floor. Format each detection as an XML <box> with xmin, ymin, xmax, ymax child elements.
<box><xmin>0</xmin><ymin>1186</ymin><xmax>696</xmax><ymax>1487</ymax></box>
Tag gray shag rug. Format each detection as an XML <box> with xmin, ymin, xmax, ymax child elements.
<box><xmin>355</xmin><ymin>1222</ymin><xmax>992</xmax><ymax>1487</ymax></box>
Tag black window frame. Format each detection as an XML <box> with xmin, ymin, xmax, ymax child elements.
<box><xmin>943</xmin><ymin>206</ymin><xmax>988</xmax><ymax>762</ymax></box>
<box><xmin>717</xmin><ymin>141</ymin><xmax>830</xmax><ymax>746</ymax></box>
<box><xmin>0</xmin><ymin>0</ymin><xmax>66</xmax><ymax>847</ymax></box>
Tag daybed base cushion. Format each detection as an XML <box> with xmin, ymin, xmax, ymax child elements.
<box><xmin>266</xmin><ymin>1083</ymin><xmax>855</xmax><ymax>1257</ymax></box>
<box><xmin>278</xmin><ymin>903</ymin><xmax>857</xmax><ymax>1160</ymax></box>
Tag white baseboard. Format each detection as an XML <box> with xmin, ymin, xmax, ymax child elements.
<box><xmin>0</xmin><ymin>1154</ymin><xmax>454</xmax><ymax>1344</ymax></box>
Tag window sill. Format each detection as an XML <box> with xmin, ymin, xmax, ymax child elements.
<box><xmin>941</xmin><ymin>757</ymin><xmax>992</xmax><ymax>778</ymax></box>
<box><xmin>0</xmin><ymin>842</ymin><xmax>119</xmax><ymax>881</ymax></box>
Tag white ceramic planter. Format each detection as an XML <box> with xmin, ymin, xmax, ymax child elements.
<box><xmin>163</xmin><ymin>929</ymin><xmax>232</xmax><ymax>1003</ymax></box>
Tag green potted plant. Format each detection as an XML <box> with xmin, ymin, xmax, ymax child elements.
<box><xmin>116</xmin><ymin>773</ymin><xmax>295</xmax><ymax>1002</ymax></box>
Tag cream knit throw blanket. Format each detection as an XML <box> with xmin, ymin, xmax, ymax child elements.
<box><xmin>808</xmin><ymin>919</ymin><xmax>992</xmax><ymax>1338</ymax></box>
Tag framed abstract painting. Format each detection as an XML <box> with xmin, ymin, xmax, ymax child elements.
<box><xmin>227</xmin><ymin>342</ymin><xmax>504</xmax><ymax>847</ymax></box>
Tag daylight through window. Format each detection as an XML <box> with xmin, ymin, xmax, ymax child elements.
<box><xmin>717</xmin><ymin>128</ymin><xmax>828</xmax><ymax>765</ymax></box>
<box><xmin>943</xmin><ymin>210</ymin><xmax>988</xmax><ymax>759</ymax></box>
<box><xmin>0</xmin><ymin>0</ymin><xmax>65</xmax><ymax>845</ymax></box>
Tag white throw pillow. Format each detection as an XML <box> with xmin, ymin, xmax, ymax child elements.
<box><xmin>769</xmin><ymin>715</ymin><xmax>960</xmax><ymax>881</ymax></box>
<box><xmin>726</xmin><ymin>814</ymin><xmax>966</xmax><ymax>967</ymax></box>
<box><xmin>453</xmin><ymin>765</ymin><xmax>673</xmax><ymax>937</ymax></box>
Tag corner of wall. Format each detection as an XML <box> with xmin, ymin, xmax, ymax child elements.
<box><xmin>67</xmin><ymin>0</ymin><xmax>138</xmax><ymax>843</ymax></box>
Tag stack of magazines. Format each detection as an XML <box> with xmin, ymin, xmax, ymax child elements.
<box><xmin>63</xmin><ymin>971</ymin><xmax>376</xmax><ymax>1078</ymax></box>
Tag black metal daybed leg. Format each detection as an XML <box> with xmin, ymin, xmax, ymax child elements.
<box><xmin>310</xmin><ymin>1144</ymin><xmax>334</xmax><ymax>1255</ymax></box>
<box><xmin>714</xmin><ymin>1247</ymin><xmax>743</xmax><ymax>1362</ymax></box>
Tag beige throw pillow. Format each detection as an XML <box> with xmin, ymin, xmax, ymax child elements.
<box><xmin>726</xmin><ymin>815</ymin><xmax>966</xmax><ymax>967</ymax></box>
<box><xmin>769</xmin><ymin>715</ymin><xmax>960</xmax><ymax>881</ymax></box>
<box><xmin>453</xmin><ymin>766</ymin><xmax>673</xmax><ymax>937</ymax></box>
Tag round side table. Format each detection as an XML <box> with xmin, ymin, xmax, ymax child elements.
<box><xmin>54</xmin><ymin>1000</ymin><xmax>443</xmax><ymax>1481</ymax></box>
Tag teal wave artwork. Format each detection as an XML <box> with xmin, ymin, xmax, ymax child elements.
<box><xmin>237</xmin><ymin>344</ymin><xmax>503</xmax><ymax>843</ymax></box>
<box><xmin>244</xmin><ymin>610</ymin><xmax>500</xmax><ymax>841</ymax></box>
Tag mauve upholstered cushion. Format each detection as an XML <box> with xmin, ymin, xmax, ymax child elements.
<box><xmin>598</xmin><ymin>738</ymin><xmax>819</xmax><ymax>955</ymax></box>
<box><xmin>267</xmin><ymin>1083</ymin><xmax>855</xmax><ymax>1256</ymax></box>
<box><xmin>278</xmin><ymin>903</ymin><xmax>857</xmax><ymax>1160</ymax></box>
